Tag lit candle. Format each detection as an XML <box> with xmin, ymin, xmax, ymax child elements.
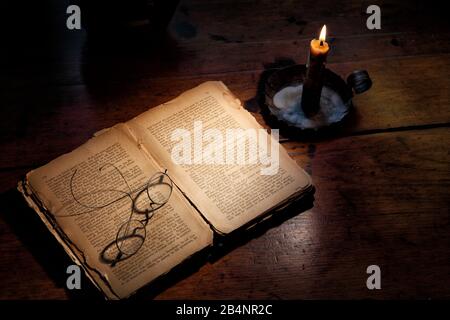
<box><xmin>301</xmin><ymin>25</ymin><xmax>329</xmax><ymax>117</ymax></box>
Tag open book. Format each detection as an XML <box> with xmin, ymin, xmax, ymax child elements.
<box><xmin>18</xmin><ymin>81</ymin><xmax>313</xmax><ymax>299</ymax></box>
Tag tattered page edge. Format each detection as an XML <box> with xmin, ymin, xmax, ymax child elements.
<box><xmin>244</xmin><ymin>184</ymin><xmax>315</xmax><ymax>232</ymax></box>
<box><xmin>18</xmin><ymin>176</ymin><xmax>215</xmax><ymax>300</ymax></box>
<box><xmin>17</xmin><ymin>178</ymin><xmax>118</xmax><ymax>300</ymax></box>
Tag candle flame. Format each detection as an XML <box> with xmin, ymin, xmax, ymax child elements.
<box><xmin>319</xmin><ymin>25</ymin><xmax>327</xmax><ymax>42</ymax></box>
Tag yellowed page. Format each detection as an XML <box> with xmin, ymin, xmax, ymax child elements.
<box><xmin>127</xmin><ymin>81</ymin><xmax>312</xmax><ymax>234</ymax></box>
<box><xmin>26</xmin><ymin>124</ymin><xmax>212</xmax><ymax>299</ymax></box>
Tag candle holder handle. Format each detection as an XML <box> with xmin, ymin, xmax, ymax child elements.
<box><xmin>347</xmin><ymin>70</ymin><xmax>372</xmax><ymax>95</ymax></box>
<box><xmin>262</xmin><ymin>64</ymin><xmax>373</xmax><ymax>134</ymax></box>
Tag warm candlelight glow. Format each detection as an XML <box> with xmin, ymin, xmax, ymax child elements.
<box><xmin>310</xmin><ymin>25</ymin><xmax>329</xmax><ymax>55</ymax></box>
<box><xmin>319</xmin><ymin>25</ymin><xmax>327</xmax><ymax>43</ymax></box>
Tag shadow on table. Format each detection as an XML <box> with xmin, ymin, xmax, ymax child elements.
<box><xmin>0</xmin><ymin>188</ymin><xmax>100</xmax><ymax>299</ymax></box>
<box><xmin>78</xmin><ymin>0</ymin><xmax>184</xmax><ymax>107</ymax></box>
<box><xmin>0</xmin><ymin>186</ymin><xmax>313</xmax><ymax>300</ymax></box>
<box><xmin>80</xmin><ymin>33</ymin><xmax>184</xmax><ymax>104</ymax></box>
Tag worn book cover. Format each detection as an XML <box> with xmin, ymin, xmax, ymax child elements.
<box><xmin>18</xmin><ymin>81</ymin><xmax>313</xmax><ymax>299</ymax></box>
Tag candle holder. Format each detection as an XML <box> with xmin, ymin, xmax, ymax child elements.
<box><xmin>263</xmin><ymin>64</ymin><xmax>371</xmax><ymax>132</ymax></box>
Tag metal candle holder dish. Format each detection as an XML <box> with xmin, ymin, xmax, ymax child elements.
<box><xmin>264</xmin><ymin>64</ymin><xmax>372</xmax><ymax>131</ymax></box>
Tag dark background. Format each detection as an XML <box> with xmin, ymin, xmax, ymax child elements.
<box><xmin>1</xmin><ymin>0</ymin><xmax>449</xmax><ymax>299</ymax></box>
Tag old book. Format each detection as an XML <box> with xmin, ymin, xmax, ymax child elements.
<box><xmin>18</xmin><ymin>81</ymin><xmax>313</xmax><ymax>299</ymax></box>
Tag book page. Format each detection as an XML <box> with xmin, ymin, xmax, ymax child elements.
<box><xmin>127</xmin><ymin>81</ymin><xmax>312</xmax><ymax>234</ymax></box>
<box><xmin>26</xmin><ymin>124</ymin><xmax>212</xmax><ymax>299</ymax></box>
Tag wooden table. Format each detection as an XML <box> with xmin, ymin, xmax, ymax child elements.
<box><xmin>1</xmin><ymin>0</ymin><xmax>449</xmax><ymax>299</ymax></box>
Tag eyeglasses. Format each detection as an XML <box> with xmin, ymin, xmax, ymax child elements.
<box><xmin>65</xmin><ymin>164</ymin><xmax>173</xmax><ymax>266</ymax></box>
